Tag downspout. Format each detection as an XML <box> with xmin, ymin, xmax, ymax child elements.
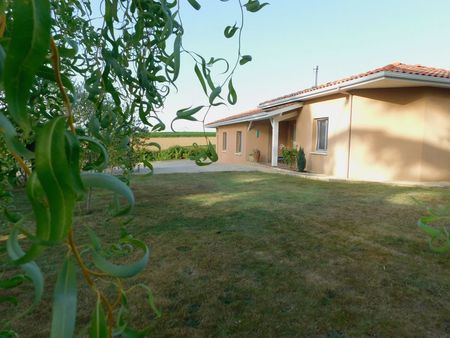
<box><xmin>346</xmin><ymin>93</ymin><xmax>353</xmax><ymax>179</ymax></box>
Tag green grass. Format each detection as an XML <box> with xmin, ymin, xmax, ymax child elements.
<box><xmin>2</xmin><ymin>172</ymin><xmax>450</xmax><ymax>337</ymax></box>
<box><xmin>138</xmin><ymin>131</ymin><xmax>216</xmax><ymax>138</ymax></box>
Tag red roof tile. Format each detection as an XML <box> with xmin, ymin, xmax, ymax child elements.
<box><xmin>206</xmin><ymin>102</ymin><xmax>300</xmax><ymax>126</ymax></box>
<box><xmin>207</xmin><ymin>63</ymin><xmax>450</xmax><ymax>127</ymax></box>
<box><xmin>260</xmin><ymin>62</ymin><xmax>450</xmax><ymax>106</ymax></box>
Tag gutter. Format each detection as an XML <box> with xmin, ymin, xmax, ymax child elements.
<box><xmin>258</xmin><ymin>71</ymin><xmax>450</xmax><ymax>109</ymax></box>
<box><xmin>206</xmin><ymin>103</ymin><xmax>303</xmax><ymax>128</ymax></box>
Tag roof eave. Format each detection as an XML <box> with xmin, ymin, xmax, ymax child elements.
<box><xmin>258</xmin><ymin>71</ymin><xmax>450</xmax><ymax>109</ymax></box>
<box><xmin>206</xmin><ymin>102</ymin><xmax>303</xmax><ymax>128</ymax></box>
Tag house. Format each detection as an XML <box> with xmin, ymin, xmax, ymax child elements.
<box><xmin>206</xmin><ymin>63</ymin><xmax>450</xmax><ymax>182</ymax></box>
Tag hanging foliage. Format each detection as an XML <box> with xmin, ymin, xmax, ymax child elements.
<box><xmin>0</xmin><ymin>0</ymin><xmax>268</xmax><ymax>337</ymax></box>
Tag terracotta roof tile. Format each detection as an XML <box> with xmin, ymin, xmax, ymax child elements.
<box><xmin>260</xmin><ymin>62</ymin><xmax>450</xmax><ymax>106</ymax></box>
<box><xmin>206</xmin><ymin>102</ymin><xmax>301</xmax><ymax>126</ymax></box>
<box><xmin>207</xmin><ymin>63</ymin><xmax>450</xmax><ymax>127</ymax></box>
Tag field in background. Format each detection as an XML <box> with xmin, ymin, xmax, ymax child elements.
<box><xmin>138</xmin><ymin>132</ymin><xmax>216</xmax><ymax>151</ymax></box>
<box><xmin>139</xmin><ymin>132</ymin><xmax>216</xmax><ymax>138</ymax></box>
<box><xmin>4</xmin><ymin>172</ymin><xmax>449</xmax><ymax>337</ymax></box>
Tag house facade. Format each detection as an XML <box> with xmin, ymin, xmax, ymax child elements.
<box><xmin>206</xmin><ymin>63</ymin><xmax>450</xmax><ymax>182</ymax></box>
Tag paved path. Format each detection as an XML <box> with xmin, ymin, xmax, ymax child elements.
<box><xmin>135</xmin><ymin>159</ymin><xmax>259</xmax><ymax>175</ymax></box>
<box><xmin>133</xmin><ymin>159</ymin><xmax>449</xmax><ymax>187</ymax></box>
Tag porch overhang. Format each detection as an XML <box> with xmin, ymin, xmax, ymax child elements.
<box><xmin>206</xmin><ymin>102</ymin><xmax>303</xmax><ymax>128</ymax></box>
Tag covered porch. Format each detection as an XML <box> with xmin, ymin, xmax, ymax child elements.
<box><xmin>247</xmin><ymin>103</ymin><xmax>302</xmax><ymax>166</ymax></box>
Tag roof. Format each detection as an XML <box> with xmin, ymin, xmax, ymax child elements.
<box><xmin>207</xmin><ymin>62</ymin><xmax>450</xmax><ymax>127</ymax></box>
<box><xmin>260</xmin><ymin>63</ymin><xmax>450</xmax><ymax>106</ymax></box>
<box><xmin>206</xmin><ymin>102</ymin><xmax>301</xmax><ymax>128</ymax></box>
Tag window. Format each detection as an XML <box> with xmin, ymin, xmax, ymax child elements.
<box><xmin>236</xmin><ymin>131</ymin><xmax>242</xmax><ymax>153</ymax></box>
<box><xmin>315</xmin><ymin>118</ymin><xmax>328</xmax><ymax>152</ymax></box>
<box><xmin>222</xmin><ymin>132</ymin><xmax>227</xmax><ymax>151</ymax></box>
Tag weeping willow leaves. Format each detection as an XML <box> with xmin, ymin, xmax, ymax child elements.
<box><xmin>190</xmin><ymin>142</ymin><xmax>218</xmax><ymax>166</ymax></box>
<box><xmin>50</xmin><ymin>257</ymin><xmax>78</xmax><ymax>338</ymax></box>
<box><xmin>91</xmin><ymin>237</ymin><xmax>149</xmax><ymax>278</ymax></box>
<box><xmin>227</xmin><ymin>78</ymin><xmax>237</xmax><ymax>105</ymax></box>
<box><xmin>35</xmin><ymin>117</ymin><xmax>80</xmax><ymax>242</ymax></box>
<box><xmin>89</xmin><ymin>296</ymin><xmax>108</xmax><ymax>338</ymax></box>
<box><xmin>6</xmin><ymin>228</ymin><xmax>44</xmax><ymax>305</ymax></box>
<box><xmin>0</xmin><ymin>113</ymin><xmax>34</xmax><ymax>159</ymax></box>
<box><xmin>4</xmin><ymin>0</ymin><xmax>51</xmax><ymax>133</ymax></box>
<box><xmin>244</xmin><ymin>0</ymin><xmax>269</xmax><ymax>12</ymax></box>
<box><xmin>417</xmin><ymin>205</ymin><xmax>450</xmax><ymax>253</ymax></box>
<box><xmin>224</xmin><ymin>24</ymin><xmax>239</xmax><ymax>38</ymax></box>
<box><xmin>239</xmin><ymin>55</ymin><xmax>252</xmax><ymax>65</ymax></box>
<box><xmin>81</xmin><ymin>172</ymin><xmax>134</xmax><ymax>216</ymax></box>
<box><xmin>0</xmin><ymin>0</ymin><xmax>268</xmax><ymax>335</ymax></box>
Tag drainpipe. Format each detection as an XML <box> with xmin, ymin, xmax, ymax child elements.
<box><xmin>345</xmin><ymin>93</ymin><xmax>353</xmax><ymax>179</ymax></box>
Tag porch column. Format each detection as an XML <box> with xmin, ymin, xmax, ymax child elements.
<box><xmin>271</xmin><ymin>118</ymin><xmax>279</xmax><ymax>166</ymax></box>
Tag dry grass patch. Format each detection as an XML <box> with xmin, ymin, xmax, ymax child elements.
<box><xmin>1</xmin><ymin>172</ymin><xmax>449</xmax><ymax>337</ymax></box>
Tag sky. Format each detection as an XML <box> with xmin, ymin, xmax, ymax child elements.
<box><xmin>163</xmin><ymin>0</ymin><xmax>450</xmax><ymax>131</ymax></box>
<box><xmin>88</xmin><ymin>0</ymin><xmax>450</xmax><ymax>131</ymax></box>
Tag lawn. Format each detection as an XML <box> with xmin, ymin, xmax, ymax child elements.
<box><xmin>2</xmin><ymin>172</ymin><xmax>450</xmax><ymax>337</ymax></box>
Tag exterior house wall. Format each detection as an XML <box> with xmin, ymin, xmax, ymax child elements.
<box><xmin>420</xmin><ymin>87</ymin><xmax>450</xmax><ymax>181</ymax></box>
<box><xmin>295</xmin><ymin>94</ymin><xmax>350</xmax><ymax>178</ymax></box>
<box><xmin>215</xmin><ymin>120</ymin><xmax>272</xmax><ymax>164</ymax></box>
<box><xmin>245</xmin><ymin>120</ymin><xmax>272</xmax><ymax>163</ymax></box>
<box><xmin>349</xmin><ymin>87</ymin><xmax>428</xmax><ymax>182</ymax></box>
<box><xmin>216</xmin><ymin>123</ymin><xmax>248</xmax><ymax>164</ymax></box>
<box><xmin>214</xmin><ymin>87</ymin><xmax>450</xmax><ymax>182</ymax></box>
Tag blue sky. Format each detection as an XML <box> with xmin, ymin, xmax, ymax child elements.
<box><xmin>91</xmin><ymin>1</ymin><xmax>450</xmax><ymax>131</ymax></box>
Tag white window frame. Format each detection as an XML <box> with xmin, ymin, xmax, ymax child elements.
<box><xmin>235</xmin><ymin>131</ymin><xmax>242</xmax><ymax>154</ymax></box>
<box><xmin>315</xmin><ymin>118</ymin><xmax>328</xmax><ymax>152</ymax></box>
<box><xmin>222</xmin><ymin>132</ymin><xmax>227</xmax><ymax>151</ymax></box>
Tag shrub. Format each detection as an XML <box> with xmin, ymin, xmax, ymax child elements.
<box><xmin>281</xmin><ymin>147</ymin><xmax>298</xmax><ymax>168</ymax></box>
<box><xmin>297</xmin><ymin>147</ymin><xmax>306</xmax><ymax>172</ymax></box>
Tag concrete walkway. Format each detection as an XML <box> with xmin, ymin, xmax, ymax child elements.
<box><xmin>135</xmin><ymin>159</ymin><xmax>259</xmax><ymax>175</ymax></box>
<box><xmin>133</xmin><ymin>160</ymin><xmax>449</xmax><ymax>188</ymax></box>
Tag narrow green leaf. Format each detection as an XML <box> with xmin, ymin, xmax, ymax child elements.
<box><xmin>89</xmin><ymin>295</ymin><xmax>108</xmax><ymax>338</ymax></box>
<box><xmin>175</xmin><ymin>106</ymin><xmax>203</xmax><ymax>122</ymax></box>
<box><xmin>0</xmin><ymin>112</ymin><xmax>35</xmax><ymax>159</ymax></box>
<box><xmin>146</xmin><ymin>142</ymin><xmax>161</xmax><ymax>151</ymax></box>
<box><xmin>194</xmin><ymin>64</ymin><xmax>208</xmax><ymax>96</ymax></box>
<box><xmin>35</xmin><ymin>117</ymin><xmax>76</xmax><ymax>242</ymax></box>
<box><xmin>224</xmin><ymin>24</ymin><xmax>238</xmax><ymax>38</ymax></box>
<box><xmin>6</xmin><ymin>228</ymin><xmax>44</xmax><ymax>305</ymax></box>
<box><xmin>50</xmin><ymin>257</ymin><xmax>77</xmax><ymax>338</ymax></box>
<box><xmin>65</xmin><ymin>132</ymin><xmax>85</xmax><ymax>199</ymax></box>
<box><xmin>227</xmin><ymin>78</ymin><xmax>237</xmax><ymax>105</ymax></box>
<box><xmin>136</xmin><ymin>284</ymin><xmax>161</xmax><ymax>318</ymax></box>
<box><xmin>209</xmin><ymin>87</ymin><xmax>222</xmax><ymax>105</ymax></box>
<box><xmin>79</xmin><ymin>136</ymin><xmax>109</xmax><ymax>171</ymax></box>
<box><xmin>0</xmin><ymin>275</ymin><xmax>27</xmax><ymax>289</ymax></box>
<box><xmin>244</xmin><ymin>0</ymin><xmax>269</xmax><ymax>12</ymax></box>
<box><xmin>172</xmin><ymin>34</ymin><xmax>182</xmax><ymax>82</ymax></box>
<box><xmin>187</xmin><ymin>0</ymin><xmax>201</xmax><ymax>10</ymax></box>
<box><xmin>81</xmin><ymin>173</ymin><xmax>135</xmax><ymax>216</ymax></box>
<box><xmin>36</xmin><ymin>66</ymin><xmax>75</xmax><ymax>96</ymax></box>
<box><xmin>92</xmin><ymin>239</ymin><xmax>149</xmax><ymax>278</ymax></box>
<box><xmin>0</xmin><ymin>296</ymin><xmax>18</xmax><ymax>306</ymax></box>
<box><xmin>4</xmin><ymin>0</ymin><xmax>51</xmax><ymax>133</ymax></box>
<box><xmin>239</xmin><ymin>55</ymin><xmax>252</xmax><ymax>65</ymax></box>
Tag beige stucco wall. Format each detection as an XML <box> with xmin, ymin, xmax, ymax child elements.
<box><xmin>216</xmin><ymin>123</ymin><xmax>247</xmax><ymax>164</ymax></box>
<box><xmin>246</xmin><ymin>120</ymin><xmax>272</xmax><ymax>163</ymax></box>
<box><xmin>296</xmin><ymin>94</ymin><xmax>351</xmax><ymax>178</ymax></box>
<box><xmin>420</xmin><ymin>87</ymin><xmax>450</xmax><ymax>181</ymax></box>
<box><xmin>216</xmin><ymin>87</ymin><xmax>449</xmax><ymax>182</ymax></box>
<box><xmin>348</xmin><ymin>88</ymin><xmax>427</xmax><ymax>181</ymax></box>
